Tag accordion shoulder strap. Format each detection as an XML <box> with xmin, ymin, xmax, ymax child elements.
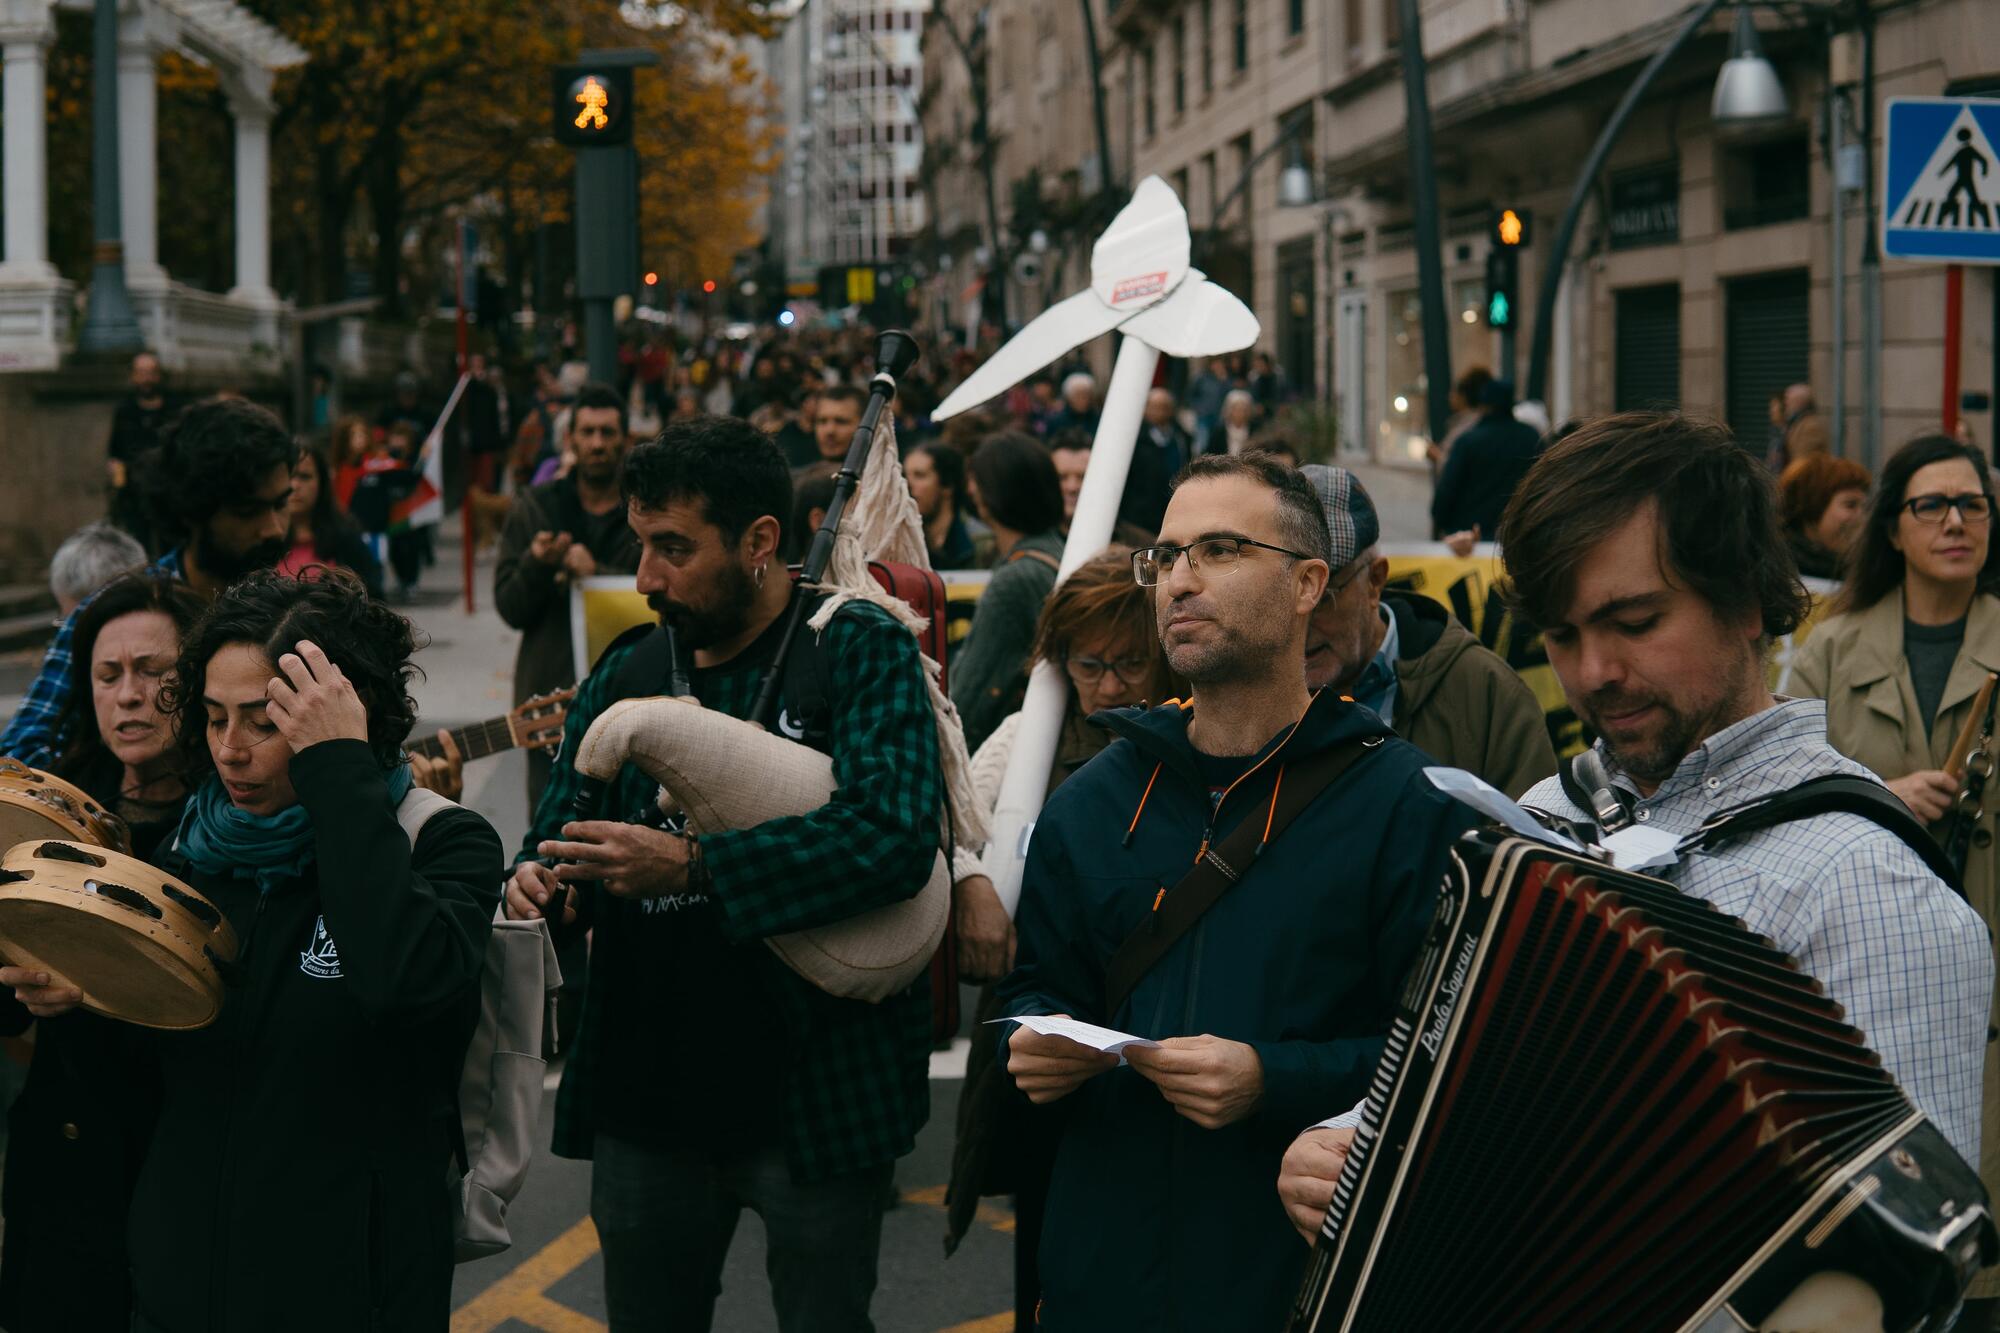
<box><xmin>1678</xmin><ymin>773</ymin><xmax>1965</xmax><ymax>897</ymax></box>
<box><xmin>1102</xmin><ymin>735</ymin><xmax>1379</xmax><ymax>1019</ymax></box>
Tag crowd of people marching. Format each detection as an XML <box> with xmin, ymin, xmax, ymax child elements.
<box><xmin>0</xmin><ymin>323</ymin><xmax>1997</xmax><ymax>1333</ymax></box>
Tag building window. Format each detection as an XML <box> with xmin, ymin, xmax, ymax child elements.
<box><xmin>1199</xmin><ymin>0</ymin><xmax>1213</xmax><ymax>94</ymax></box>
<box><xmin>1384</xmin><ymin>0</ymin><xmax>1400</xmax><ymax>48</ymax></box>
<box><xmin>1173</xmin><ymin>17</ymin><xmax>1186</xmax><ymax>115</ymax></box>
<box><xmin>1143</xmin><ymin>44</ymin><xmax>1157</xmax><ymax>139</ymax></box>
<box><xmin>1287</xmin><ymin>0</ymin><xmax>1304</xmax><ymax>40</ymax></box>
<box><xmin>1199</xmin><ymin>150</ymin><xmax>1218</xmax><ymax>225</ymax></box>
<box><xmin>1232</xmin><ymin>0</ymin><xmax>1247</xmax><ymax>72</ymax></box>
<box><xmin>1721</xmin><ymin>132</ymin><xmax>1811</xmax><ymax>230</ymax></box>
<box><xmin>1344</xmin><ymin>0</ymin><xmax>1363</xmax><ymax>61</ymax></box>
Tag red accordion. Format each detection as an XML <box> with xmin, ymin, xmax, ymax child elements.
<box><xmin>1288</xmin><ymin>831</ymin><xmax>1995</xmax><ymax>1333</ymax></box>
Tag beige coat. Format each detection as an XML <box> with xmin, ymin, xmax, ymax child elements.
<box><xmin>1790</xmin><ymin>588</ymin><xmax>2000</xmax><ymax>1293</ymax></box>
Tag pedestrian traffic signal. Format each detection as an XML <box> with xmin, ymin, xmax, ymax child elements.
<box><xmin>1485</xmin><ymin>249</ymin><xmax>1517</xmax><ymax>329</ymax></box>
<box><xmin>1491</xmin><ymin>207</ymin><xmax>1532</xmax><ymax>248</ymax></box>
<box><xmin>552</xmin><ymin>65</ymin><xmax>634</xmax><ymax>146</ymax></box>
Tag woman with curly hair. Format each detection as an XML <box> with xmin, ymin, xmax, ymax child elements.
<box><xmin>10</xmin><ymin>570</ymin><xmax>503</xmax><ymax>1333</ymax></box>
<box><xmin>0</xmin><ymin>573</ymin><xmax>204</xmax><ymax>1333</ymax></box>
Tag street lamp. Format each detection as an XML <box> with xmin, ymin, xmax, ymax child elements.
<box><xmin>1278</xmin><ymin>140</ymin><xmax>1315</xmax><ymax>210</ymax></box>
<box><xmin>1277</xmin><ymin>154</ymin><xmax>1353</xmax><ymax>440</ymax></box>
<box><xmin>1711</xmin><ymin>7</ymin><xmax>1789</xmax><ymax>134</ymax></box>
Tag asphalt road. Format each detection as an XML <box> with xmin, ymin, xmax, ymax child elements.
<box><xmin>404</xmin><ymin>534</ymin><xmax>1017</xmax><ymax>1332</ymax></box>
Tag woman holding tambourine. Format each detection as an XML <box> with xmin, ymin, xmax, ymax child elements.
<box><xmin>0</xmin><ymin>572</ymin><xmax>202</xmax><ymax>1333</ymax></box>
<box><xmin>8</xmin><ymin>571</ymin><xmax>503</xmax><ymax>1333</ymax></box>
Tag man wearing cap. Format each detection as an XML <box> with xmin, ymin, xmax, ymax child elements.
<box><xmin>1429</xmin><ymin>378</ymin><xmax>1543</xmax><ymax>545</ymax></box>
<box><xmin>1302</xmin><ymin>464</ymin><xmax>1556</xmax><ymax>800</ymax></box>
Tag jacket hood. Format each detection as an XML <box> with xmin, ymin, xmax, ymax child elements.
<box><xmin>1386</xmin><ymin>594</ymin><xmax>1481</xmax><ymax>717</ymax></box>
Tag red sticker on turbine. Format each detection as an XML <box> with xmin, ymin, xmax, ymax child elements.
<box><xmin>1110</xmin><ymin>271</ymin><xmax>1170</xmax><ymax>305</ymax></box>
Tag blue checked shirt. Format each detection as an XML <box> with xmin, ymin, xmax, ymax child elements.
<box><xmin>0</xmin><ymin>549</ymin><xmax>184</xmax><ymax>769</ymax></box>
<box><xmin>1317</xmin><ymin>698</ymin><xmax>1993</xmax><ymax>1165</ymax></box>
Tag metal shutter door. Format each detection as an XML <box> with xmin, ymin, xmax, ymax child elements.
<box><xmin>1725</xmin><ymin>270</ymin><xmax>1810</xmax><ymax>446</ymax></box>
<box><xmin>1615</xmin><ymin>285</ymin><xmax>1682</xmax><ymax>411</ymax></box>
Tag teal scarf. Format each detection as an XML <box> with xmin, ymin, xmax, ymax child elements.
<box><xmin>177</xmin><ymin>762</ymin><xmax>414</xmax><ymax>893</ymax></box>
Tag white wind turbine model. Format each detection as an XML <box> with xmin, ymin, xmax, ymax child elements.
<box><xmin>932</xmin><ymin>175</ymin><xmax>1261</xmax><ymax>916</ymax></box>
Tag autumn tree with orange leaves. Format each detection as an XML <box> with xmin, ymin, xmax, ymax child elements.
<box><xmin>260</xmin><ymin>0</ymin><xmax>777</xmax><ymax>315</ymax></box>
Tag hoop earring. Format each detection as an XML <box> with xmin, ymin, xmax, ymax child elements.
<box><xmin>755</xmin><ymin>563</ymin><xmax>767</xmax><ymax>588</ymax></box>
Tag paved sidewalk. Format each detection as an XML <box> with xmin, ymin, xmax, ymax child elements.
<box><xmin>1341</xmin><ymin>457</ymin><xmax>1437</xmax><ymax>543</ymax></box>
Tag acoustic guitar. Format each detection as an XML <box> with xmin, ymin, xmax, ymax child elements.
<box><xmin>407</xmin><ymin>688</ymin><xmax>574</xmax><ymax>765</ymax></box>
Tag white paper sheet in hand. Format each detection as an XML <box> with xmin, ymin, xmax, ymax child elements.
<box><xmin>1423</xmin><ymin>767</ymin><xmax>1586</xmax><ymax>852</ymax></box>
<box><xmin>989</xmin><ymin>1014</ymin><xmax>1162</xmax><ymax>1063</ymax></box>
<box><xmin>1599</xmin><ymin>824</ymin><xmax>1682</xmax><ymax>872</ymax></box>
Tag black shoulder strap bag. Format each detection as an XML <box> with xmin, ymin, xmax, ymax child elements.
<box><xmin>1101</xmin><ymin>735</ymin><xmax>1381</xmax><ymax>1018</ymax></box>
<box><xmin>1679</xmin><ymin>772</ymin><xmax>1965</xmax><ymax>898</ymax></box>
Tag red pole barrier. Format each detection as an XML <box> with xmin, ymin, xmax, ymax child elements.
<box><xmin>1944</xmin><ymin>263</ymin><xmax>1963</xmax><ymax>438</ymax></box>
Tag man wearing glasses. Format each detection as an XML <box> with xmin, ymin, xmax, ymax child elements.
<box><xmin>1298</xmin><ymin>463</ymin><xmax>1555</xmax><ymax>798</ymax></box>
<box><xmin>995</xmin><ymin>453</ymin><xmax>1479</xmax><ymax>1331</ymax></box>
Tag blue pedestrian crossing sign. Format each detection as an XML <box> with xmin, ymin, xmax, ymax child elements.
<box><xmin>1884</xmin><ymin>97</ymin><xmax>2000</xmax><ymax>263</ymax></box>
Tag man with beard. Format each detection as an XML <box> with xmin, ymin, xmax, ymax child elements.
<box><xmin>3</xmin><ymin>398</ymin><xmax>294</xmax><ymax>769</ymax></box>
<box><xmin>494</xmin><ymin>381</ymin><xmax>642</xmax><ymax>810</ymax></box>
<box><xmin>1277</xmin><ymin>413</ymin><xmax>1991</xmax><ymax>1245</ymax></box>
<box><xmin>995</xmin><ymin>453</ymin><xmax>1477</xmax><ymax>1331</ymax></box>
<box><xmin>502</xmin><ymin>416</ymin><xmax>944</xmax><ymax>1333</ymax></box>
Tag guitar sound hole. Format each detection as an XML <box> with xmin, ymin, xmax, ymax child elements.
<box><xmin>84</xmin><ymin>880</ymin><xmax>164</xmax><ymax>920</ymax></box>
<box><xmin>161</xmin><ymin>885</ymin><xmax>222</xmax><ymax>928</ymax></box>
<box><xmin>36</xmin><ymin>843</ymin><xmax>105</xmax><ymax>867</ymax></box>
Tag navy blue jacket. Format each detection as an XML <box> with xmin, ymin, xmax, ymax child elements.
<box><xmin>999</xmin><ymin>690</ymin><xmax>1476</xmax><ymax>1331</ymax></box>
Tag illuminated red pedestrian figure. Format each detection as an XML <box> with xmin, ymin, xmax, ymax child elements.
<box><xmin>574</xmin><ymin>76</ymin><xmax>610</xmax><ymax>131</ymax></box>
<box><xmin>1938</xmin><ymin>126</ymin><xmax>1992</xmax><ymax>227</ymax></box>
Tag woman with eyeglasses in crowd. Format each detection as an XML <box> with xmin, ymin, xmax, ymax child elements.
<box><xmin>1791</xmin><ymin>431</ymin><xmax>2000</xmax><ymax>1325</ymax></box>
<box><xmin>944</xmin><ymin>547</ymin><xmax>1183</xmax><ymax>1332</ymax></box>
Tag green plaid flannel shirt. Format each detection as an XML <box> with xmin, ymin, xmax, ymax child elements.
<box><xmin>523</xmin><ymin>598</ymin><xmax>942</xmax><ymax>1183</ymax></box>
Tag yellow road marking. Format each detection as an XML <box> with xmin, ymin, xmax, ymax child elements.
<box><xmin>452</xmin><ymin>1188</ymin><xmax>1015</xmax><ymax>1331</ymax></box>
<box><xmin>900</xmin><ymin>1184</ymin><xmax>1017</xmax><ymax>1233</ymax></box>
<box><xmin>451</xmin><ymin>1217</ymin><xmax>605</xmax><ymax>1333</ymax></box>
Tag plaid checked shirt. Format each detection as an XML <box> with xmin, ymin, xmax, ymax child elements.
<box><xmin>524</xmin><ymin>595</ymin><xmax>942</xmax><ymax>1183</ymax></box>
<box><xmin>1</xmin><ymin>549</ymin><xmax>184</xmax><ymax>769</ymax></box>
<box><xmin>1319</xmin><ymin>699</ymin><xmax>1992</xmax><ymax>1163</ymax></box>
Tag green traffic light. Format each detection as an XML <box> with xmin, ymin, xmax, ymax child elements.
<box><xmin>1488</xmin><ymin>292</ymin><xmax>1511</xmax><ymax>327</ymax></box>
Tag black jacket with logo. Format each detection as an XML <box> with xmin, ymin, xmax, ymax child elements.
<box><xmin>127</xmin><ymin>740</ymin><xmax>502</xmax><ymax>1333</ymax></box>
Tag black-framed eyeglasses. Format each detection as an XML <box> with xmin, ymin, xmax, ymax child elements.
<box><xmin>1065</xmin><ymin>653</ymin><xmax>1155</xmax><ymax>684</ymax></box>
<box><xmin>1132</xmin><ymin>537</ymin><xmax>1315</xmax><ymax>586</ymax></box>
<box><xmin>1901</xmin><ymin>492</ymin><xmax>1995</xmax><ymax>525</ymax></box>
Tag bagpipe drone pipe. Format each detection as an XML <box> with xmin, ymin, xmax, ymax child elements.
<box><xmin>1287</xmin><ymin>830</ymin><xmax>1995</xmax><ymax>1333</ymax></box>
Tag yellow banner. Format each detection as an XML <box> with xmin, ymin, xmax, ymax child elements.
<box><xmin>570</xmin><ymin>559</ymin><xmax>1838</xmax><ymax>763</ymax></box>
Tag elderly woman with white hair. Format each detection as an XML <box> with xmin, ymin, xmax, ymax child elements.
<box><xmin>1048</xmin><ymin>371</ymin><xmax>1100</xmax><ymax>436</ymax></box>
<box><xmin>49</xmin><ymin>522</ymin><xmax>148</xmax><ymax>617</ymax></box>
<box><xmin>1219</xmin><ymin>388</ymin><xmax>1257</xmax><ymax>454</ymax></box>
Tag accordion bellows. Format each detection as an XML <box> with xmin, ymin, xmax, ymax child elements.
<box><xmin>1290</xmin><ymin>832</ymin><xmax>1995</xmax><ymax>1333</ymax></box>
<box><xmin>572</xmin><ymin>695</ymin><xmax>949</xmax><ymax>1003</ymax></box>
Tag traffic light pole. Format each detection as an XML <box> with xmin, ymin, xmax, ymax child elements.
<box><xmin>1397</xmin><ymin>0</ymin><xmax>1453</xmax><ymax>449</ymax></box>
<box><xmin>1525</xmin><ymin>0</ymin><xmax>1723</xmax><ymax>407</ymax></box>
<box><xmin>556</xmin><ymin>50</ymin><xmax>654</xmax><ymax>387</ymax></box>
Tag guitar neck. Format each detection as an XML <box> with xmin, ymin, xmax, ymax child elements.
<box><xmin>407</xmin><ymin>715</ymin><xmax>517</xmax><ymax>763</ymax></box>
